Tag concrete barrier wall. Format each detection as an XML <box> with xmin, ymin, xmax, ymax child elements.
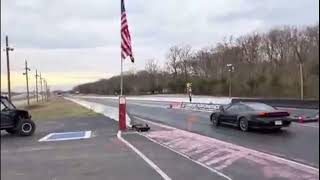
<box><xmin>231</xmin><ymin>98</ymin><xmax>319</xmax><ymax>109</ymax></box>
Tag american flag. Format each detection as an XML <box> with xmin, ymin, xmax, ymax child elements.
<box><xmin>121</xmin><ymin>0</ymin><xmax>134</xmax><ymax>63</ymax></box>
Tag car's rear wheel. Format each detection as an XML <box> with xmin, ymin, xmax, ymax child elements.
<box><xmin>16</xmin><ymin>118</ymin><xmax>36</xmax><ymax>136</ymax></box>
<box><xmin>5</xmin><ymin>128</ymin><xmax>17</xmax><ymax>134</ymax></box>
<box><xmin>239</xmin><ymin>117</ymin><xmax>249</xmax><ymax>132</ymax></box>
<box><xmin>211</xmin><ymin>114</ymin><xmax>220</xmax><ymax>127</ymax></box>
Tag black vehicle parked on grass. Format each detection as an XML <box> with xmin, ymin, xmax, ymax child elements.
<box><xmin>210</xmin><ymin>102</ymin><xmax>291</xmax><ymax>132</ymax></box>
<box><xmin>0</xmin><ymin>96</ymin><xmax>36</xmax><ymax>136</ymax></box>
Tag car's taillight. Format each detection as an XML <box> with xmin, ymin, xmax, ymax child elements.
<box><xmin>259</xmin><ymin>112</ymin><xmax>290</xmax><ymax>117</ymax></box>
<box><xmin>259</xmin><ymin>112</ymin><xmax>269</xmax><ymax>117</ymax></box>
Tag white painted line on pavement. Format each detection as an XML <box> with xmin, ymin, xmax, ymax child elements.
<box><xmin>133</xmin><ymin>117</ymin><xmax>232</xmax><ymax>179</ymax></box>
<box><xmin>139</xmin><ymin>132</ymin><xmax>232</xmax><ymax>180</ymax></box>
<box><xmin>134</xmin><ymin>116</ymin><xmax>175</xmax><ymax>130</ymax></box>
<box><xmin>134</xmin><ymin>116</ymin><xmax>319</xmax><ymax>173</ymax></box>
<box><xmin>84</xmin><ymin>131</ymin><xmax>92</xmax><ymax>138</ymax></box>
<box><xmin>1</xmin><ymin>146</ymin><xmax>56</xmax><ymax>153</ymax></box>
<box><xmin>296</xmin><ymin>123</ymin><xmax>319</xmax><ymax>128</ymax></box>
<box><xmin>117</xmin><ymin>131</ymin><xmax>172</xmax><ymax>180</ymax></box>
<box><xmin>38</xmin><ymin>133</ymin><xmax>54</xmax><ymax>142</ymax></box>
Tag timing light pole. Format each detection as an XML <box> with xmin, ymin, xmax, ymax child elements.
<box><xmin>227</xmin><ymin>64</ymin><xmax>235</xmax><ymax>97</ymax></box>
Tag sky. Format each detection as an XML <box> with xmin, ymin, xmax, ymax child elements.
<box><xmin>1</xmin><ymin>0</ymin><xmax>319</xmax><ymax>92</ymax></box>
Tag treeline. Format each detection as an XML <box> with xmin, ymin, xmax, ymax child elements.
<box><xmin>74</xmin><ymin>24</ymin><xmax>319</xmax><ymax>99</ymax></box>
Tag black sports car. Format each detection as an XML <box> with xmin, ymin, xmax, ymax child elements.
<box><xmin>210</xmin><ymin>102</ymin><xmax>291</xmax><ymax>131</ymax></box>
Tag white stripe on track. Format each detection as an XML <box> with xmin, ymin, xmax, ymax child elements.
<box><xmin>138</xmin><ymin>132</ymin><xmax>232</xmax><ymax>180</ymax></box>
<box><xmin>117</xmin><ymin>131</ymin><xmax>172</xmax><ymax>180</ymax></box>
<box><xmin>296</xmin><ymin>123</ymin><xmax>319</xmax><ymax>128</ymax></box>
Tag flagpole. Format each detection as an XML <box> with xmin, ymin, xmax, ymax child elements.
<box><xmin>120</xmin><ymin>0</ymin><xmax>123</xmax><ymax>97</ymax></box>
<box><xmin>120</xmin><ymin>57</ymin><xmax>123</xmax><ymax>96</ymax></box>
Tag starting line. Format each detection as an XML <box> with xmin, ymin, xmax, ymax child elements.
<box><xmin>38</xmin><ymin>131</ymin><xmax>92</xmax><ymax>142</ymax></box>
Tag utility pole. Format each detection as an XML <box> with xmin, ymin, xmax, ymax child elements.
<box><xmin>227</xmin><ymin>64</ymin><xmax>235</xmax><ymax>97</ymax></box>
<box><xmin>43</xmin><ymin>79</ymin><xmax>45</xmax><ymax>101</ymax></box>
<box><xmin>44</xmin><ymin>79</ymin><xmax>48</xmax><ymax>101</ymax></box>
<box><xmin>4</xmin><ymin>35</ymin><xmax>14</xmax><ymax>101</ymax></box>
<box><xmin>35</xmin><ymin>70</ymin><xmax>39</xmax><ymax>102</ymax></box>
<box><xmin>46</xmin><ymin>83</ymin><xmax>50</xmax><ymax>100</ymax></box>
<box><xmin>23</xmin><ymin>60</ymin><xmax>31</xmax><ymax>105</ymax></box>
<box><xmin>47</xmin><ymin>82</ymin><xmax>50</xmax><ymax>100</ymax></box>
<box><xmin>39</xmin><ymin>73</ymin><xmax>43</xmax><ymax>101</ymax></box>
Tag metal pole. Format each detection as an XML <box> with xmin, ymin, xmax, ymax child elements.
<box><xmin>229</xmin><ymin>70</ymin><xmax>232</xmax><ymax>97</ymax></box>
<box><xmin>44</xmin><ymin>80</ymin><xmax>46</xmax><ymax>100</ymax></box>
<box><xmin>43</xmin><ymin>80</ymin><xmax>46</xmax><ymax>100</ymax></box>
<box><xmin>43</xmin><ymin>79</ymin><xmax>46</xmax><ymax>101</ymax></box>
<box><xmin>35</xmin><ymin>70</ymin><xmax>39</xmax><ymax>102</ymax></box>
<box><xmin>45</xmin><ymin>80</ymin><xmax>48</xmax><ymax>101</ymax></box>
<box><xmin>5</xmin><ymin>36</ymin><xmax>12</xmax><ymax>101</ymax></box>
<box><xmin>47</xmin><ymin>85</ymin><xmax>50</xmax><ymax>99</ymax></box>
<box><xmin>45</xmin><ymin>80</ymin><xmax>47</xmax><ymax>101</ymax></box>
<box><xmin>299</xmin><ymin>63</ymin><xmax>304</xmax><ymax>100</ymax></box>
<box><xmin>120</xmin><ymin>57</ymin><xmax>123</xmax><ymax>96</ymax></box>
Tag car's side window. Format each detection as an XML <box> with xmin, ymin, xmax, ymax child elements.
<box><xmin>238</xmin><ymin>105</ymin><xmax>250</xmax><ymax>111</ymax></box>
<box><xmin>226</xmin><ymin>104</ymin><xmax>240</xmax><ymax>112</ymax></box>
<box><xmin>242</xmin><ymin>105</ymin><xmax>253</xmax><ymax>111</ymax></box>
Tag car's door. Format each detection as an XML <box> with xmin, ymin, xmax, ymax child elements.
<box><xmin>220</xmin><ymin>104</ymin><xmax>241</xmax><ymax>124</ymax></box>
<box><xmin>0</xmin><ymin>102</ymin><xmax>13</xmax><ymax>128</ymax></box>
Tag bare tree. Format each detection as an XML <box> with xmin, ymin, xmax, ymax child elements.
<box><xmin>166</xmin><ymin>46</ymin><xmax>180</xmax><ymax>79</ymax></box>
<box><xmin>145</xmin><ymin>59</ymin><xmax>160</xmax><ymax>93</ymax></box>
<box><xmin>177</xmin><ymin>45</ymin><xmax>192</xmax><ymax>83</ymax></box>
